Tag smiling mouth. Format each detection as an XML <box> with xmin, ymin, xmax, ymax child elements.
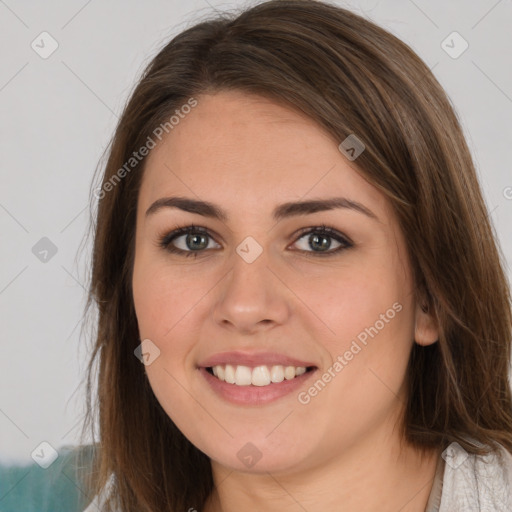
<box><xmin>206</xmin><ymin>364</ymin><xmax>316</xmax><ymax>387</ymax></box>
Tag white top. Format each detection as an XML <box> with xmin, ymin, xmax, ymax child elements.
<box><xmin>84</xmin><ymin>442</ymin><xmax>512</xmax><ymax>511</ymax></box>
<box><xmin>425</xmin><ymin>441</ymin><xmax>512</xmax><ymax>511</ymax></box>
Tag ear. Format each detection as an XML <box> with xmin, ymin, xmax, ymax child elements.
<box><xmin>414</xmin><ymin>299</ymin><xmax>439</xmax><ymax>346</ymax></box>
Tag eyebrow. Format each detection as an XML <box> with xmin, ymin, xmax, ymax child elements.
<box><xmin>145</xmin><ymin>196</ymin><xmax>378</xmax><ymax>222</ymax></box>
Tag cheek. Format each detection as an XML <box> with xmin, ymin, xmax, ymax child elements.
<box><xmin>295</xmin><ymin>255</ymin><xmax>415</xmax><ymax>408</ymax></box>
<box><xmin>295</xmin><ymin>260</ymin><xmax>413</xmax><ymax>353</ymax></box>
<box><xmin>132</xmin><ymin>258</ymin><xmax>201</xmax><ymax>342</ymax></box>
<box><xmin>316</xmin><ymin>286</ymin><xmax>414</xmax><ymax>431</ymax></box>
<box><xmin>132</xmin><ymin>262</ymin><xmax>207</xmax><ymax>431</ymax></box>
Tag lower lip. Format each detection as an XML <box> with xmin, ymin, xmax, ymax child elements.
<box><xmin>199</xmin><ymin>367</ymin><xmax>317</xmax><ymax>405</ymax></box>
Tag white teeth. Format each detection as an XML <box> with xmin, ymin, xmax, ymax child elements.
<box><xmin>252</xmin><ymin>365</ymin><xmax>271</xmax><ymax>386</ymax></box>
<box><xmin>270</xmin><ymin>365</ymin><xmax>284</xmax><ymax>383</ymax></box>
<box><xmin>224</xmin><ymin>364</ymin><xmax>236</xmax><ymax>384</ymax></box>
<box><xmin>234</xmin><ymin>365</ymin><xmax>252</xmax><ymax>386</ymax></box>
<box><xmin>210</xmin><ymin>364</ymin><xmax>310</xmax><ymax>386</ymax></box>
<box><xmin>284</xmin><ymin>366</ymin><xmax>296</xmax><ymax>380</ymax></box>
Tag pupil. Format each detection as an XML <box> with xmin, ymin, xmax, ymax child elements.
<box><xmin>187</xmin><ymin>233</ymin><xmax>207</xmax><ymax>250</ymax></box>
<box><xmin>311</xmin><ymin>234</ymin><xmax>330</xmax><ymax>251</ymax></box>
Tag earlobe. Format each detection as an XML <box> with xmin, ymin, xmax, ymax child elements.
<box><xmin>414</xmin><ymin>301</ymin><xmax>439</xmax><ymax>346</ymax></box>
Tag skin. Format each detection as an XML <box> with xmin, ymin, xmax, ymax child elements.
<box><xmin>132</xmin><ymin>90</ymin><xmax>440</xmax><ymax>511</ymax></box>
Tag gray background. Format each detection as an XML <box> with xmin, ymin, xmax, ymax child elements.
<box><xmin>1</xmin><ymin>0</ymin><xmax>511</xmax><ymax>465</ymax></box>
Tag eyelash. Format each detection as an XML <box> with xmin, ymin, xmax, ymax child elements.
<box><xmin>157</xmin><ymin>223</ymin><xmax>353</xmax><ymax>259</ymax></box>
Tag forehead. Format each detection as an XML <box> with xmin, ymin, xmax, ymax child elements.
<box><xmin>138</xmin><ymin>90</ymin><xmax>389</xmax><ymax>219</ymax></box>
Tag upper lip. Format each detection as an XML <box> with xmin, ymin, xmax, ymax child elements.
<box><xmin>199</xmin><ymin>351</ymin><xmax>317</xmax><ymax>368</ymax></box>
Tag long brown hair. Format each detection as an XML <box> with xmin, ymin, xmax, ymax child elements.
<box><xmin>78</xmin><ymin>1</ymin><xmax>512</xmax><ymax>510</ymax></box>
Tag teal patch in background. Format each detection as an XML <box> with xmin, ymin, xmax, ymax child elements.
<box><xmin>0</xmin><ymin>444</ymin><xmax>96</xmax><ymax>512</ymax></box>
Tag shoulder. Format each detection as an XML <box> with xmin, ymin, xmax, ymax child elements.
<box><xmin>439</xmin><ymin>440</ymin><xmax>512</xmax><ymax>511</ymax></box>
<box><xmin>83</xmin><ymin>493</ymin><xmax>104</xmax><ymax>512</ymax></box>
<box><xmin>83</xmin><ymin>474</ymin><xmax>117</xmax><ymax>512</ymax></box>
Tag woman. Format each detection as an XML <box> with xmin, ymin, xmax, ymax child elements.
<box><xmin>79</xmin><ymin>1</ymin><xmax>512</xmax><ymax>510</ymax></box>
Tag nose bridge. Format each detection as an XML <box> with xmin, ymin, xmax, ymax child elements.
<box><xmin>227</xmin><ymin>238</ymin><xmax>272</xmax><ymax>305</ymax></box>
<box><xmin>213</xmin><ymin>238</ymin><xmax>289</xmax><ymax>331</ymax></box>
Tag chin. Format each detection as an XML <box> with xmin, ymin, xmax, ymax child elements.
<box><xmin>198</xmin><ymin>431</ymin><xmax>312</xmax><ymax>474</ymax></box>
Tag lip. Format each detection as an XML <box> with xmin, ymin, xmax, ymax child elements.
<box><xmin>199</xmin><ymin>366</ymin><xmax>318</xmax><ymax>406</ymax></box>
<box><xmin>199</xmin><ymin>350</ymin><xmax>316</xmax><ymax>369</ymax></box>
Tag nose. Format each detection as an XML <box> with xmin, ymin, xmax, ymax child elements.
<box><xmin>211</xmin><ymin>245</ymin><xmax>290</xmax><ymax>335</ymax></box>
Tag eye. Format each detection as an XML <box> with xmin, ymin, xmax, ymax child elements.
<box><xmin>290</xmin><ymin>224</ymin><xmax>353</xmax><ymax>256</ymax></box>
<box><xmin>158</xmin><ymin>224</ymin><xmax>221</xmax><ymax>258</ymax></box>
<box><xmin>157</xmin><ymin>223</ymin><xmax>353</xmax><ymax>258</ymax></box>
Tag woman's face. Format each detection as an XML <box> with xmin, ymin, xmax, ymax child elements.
<box><xmin>132</xmin><ymin>90</ymin><xmax>437</xmax><ymax>473</ymax></box>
